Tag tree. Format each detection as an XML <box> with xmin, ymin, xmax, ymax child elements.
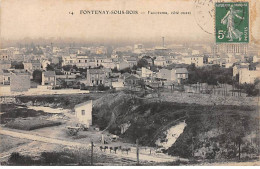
<box><xmin>132</xmin><ymin>65</ymin><xmax>138</xmax><ymax>70</ymax></box>
<box><xmin>112</xmin><ymin>67</ymin><xmax>119</xmax><ymax>73</ymax></box>
<box><xmin>98</xmin><ymin>84</ymin><xmax>109</xmax><ymax>91</ymax></box>
<box><xmin>137</xmin><ymin>58</ymin><xmax>148</xmax><ymax>68</ymax></box>
<box><xmin>72</xmin><ymin>65</ymin><xmax>78</xmax><ymax>71</ymax></box>
<box><xmin>32</xmin><ymin>70</ymin><xmax>42</xmax><ymax>84</ymax></box>
<box><xmin>62</xmin><ymin>65</ymin><xmax>73</xmax><ymax>71</ymax></box>
<box><xmin>186</xmin><ymin>64</ymin><xmax>233</xmax><ymax>85</ymax></box>
<box><xmin>11</xmin><ymin>61</ymin><xmax>24</xmax><ymax>69</ymax></box>
<box><xmin>120</xmin><ymin>67</ymin><xmax>132</xmax><ymax>74</ymax></box>
<box><xmin>46</xmin><ymin>64</ymin><xmax>55</xmax><ymax>71</ymax></box>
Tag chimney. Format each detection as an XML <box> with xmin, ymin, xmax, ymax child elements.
<box><xmin>162</xmin><ymin>37</ymin><xmax>165</xmax><ymax>48</ymax></box>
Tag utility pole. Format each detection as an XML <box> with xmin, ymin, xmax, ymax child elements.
<box><xmin>257</xmin><ymin>86</ymin><xmax>260</xmax><ymax>154</ymax></box>
<box><xmin>162</xmin><ymin>37</ymin><xmax>165</xmax><ymax>48</ymax></box>
<box><xmin>91</xmin><ymin>141</ymin><xmax>94</xmax><ymax>165</ymax></box>
<box><xmin>136</xmin><ymin>139</ymin><xmax>139</xmax><ymax>165</ymax></box>
<box><xmin>238</xmin><ymin>140</ymin><xmax>241</xmax><ymax>160</ymax></box>
<box><xmin>192</xmin><ymin>137</ymin><xmax>195</xmax><ymax>158</ymax></box>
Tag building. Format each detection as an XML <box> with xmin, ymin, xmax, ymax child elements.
<box><xmin>42</xmin><ymin>71</ymin><xmax>56</xmax><ymax>86</ymax></box>
<box><xmin>157</xmin><ymin>68</ymin><xmax>188</xmax><ymax>83</ymax></box>
<box><xmin>157</xmin><ymin>68</ymin><xmax>174</xmax><ymax>81</ymax></box>
<box><xmin>134</xmin><ymin>44</ymin><xmax>144</xmax><ymax>54</ymax></box>
<box><xmin>239</xmin><ymin>68</ymin><xmax>260</xmax><ymax>84</ymax></box>
<box><xmin>41</xmin><ymin>60</ymin><xmax>51</xmax><ymax>71</ymax></box>
<box><xmin>74</xmin><ymin>100</ymin><xmax>93</xmax><ymax>128</ymax></box>
<box><xmin>233</xmin><ymin>64</ymin><xmax>249</xmax><ymax>77</ymax></box>
<box><xmin>52</xmin><ymin>57</ymin><xmax>61</xmax><ymax>64</ymax></box>
<box><xmin>117</xmin><ymin>61</ymin><xmax>130</xmax><ymax>70</ymax></box>
<box><xmin>0</xmin><ymin>49</ymin><xmax>11</xmax><ymax>61</ymax></box>
<box><xmin>253</xmin><ymin>55</ymin><xmax>260</xmax><ymax>63</ymax></box>
<box><xmin>212</xmin><ymin>43</ymin><xmax>248</xmax><ymax>55</ymax></box>
<box><xmin>125</xmin><ymin>57</ymin><xmax>137</xmax><ymax>68</ymax></box>
<box><xmin>10</xmin><ymin>70</ymin><xmax>31</xmax><ymax>92</ymax></box>
<box><xmin>154</xmin><ymin>56</ymin><xmax>167</xmax><ymax>67</ymax></box>
<box><xmin>141</xmin><ymin>67</ymin><xmax>153</xmax><ymax>78</ymax></box>
<box><xmin>86</xmin><ymin>68</ymin><xmax>106</xmax><ymax>86</ymax></box>
<box><xmin>111</xmin><ymin>78</ymin><xmax>125</xmax><ymax>90</ymax></box>
<box><xmin>76</xmin><ymin>56</ymin><xmax>107</xmax><ymax>69</ymax></box>
<box><xmin>62</xmin><ymin>55</ymin><xmax>77</xmax><ymax>66</ymax></box>
<box><xmin>23</xmin><ymin>60</ymin><xmax>41</xmax><ymax>72</ymax></box>
<box><xmin>101</xmin><ymin>58</ymin><xmax>117</xmax><ymax>69</ymax></box>
<box><xmin>0</xmin><ymin>60</ymin><xmax>11</xmax><ymax>70</ymax></box>
<box><xmin>183</xmin><ymin>56</ymin><xmax>204</xmax><ymax>67</ymax></box>
<box><xmin>0</xmin><ymin>69</ymin><xmax>11</xmax><ymax>85</ymax></box>
<box><xmin>175</xmin><ymin>68</ymin><xmax>189</xmax><ymax>83</ymax></box>
<box><xmin>124</xmin><ymin>74</ymin><xmax>141</xmax><ymax>86</ymax></box>
<box><xmin>143</xmin><ymin>57</ymin><xmax>153</xmax><ymax>66</ymax></box>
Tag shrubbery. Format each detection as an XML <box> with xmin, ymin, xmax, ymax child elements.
<box><xmin>235</xmin><ymin>80</ymin><xmax>260</xmax><ymax>96</ymax></box>
<box><xmin>186</xmin><ymin>64</ymin><xmax>233</xmax><ymax>85</ymax></box>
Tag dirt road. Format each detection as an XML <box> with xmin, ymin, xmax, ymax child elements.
<box><xmin>0</xmin><ymin>128</ymin><xmax>182</xmax><ymax>163</ymax></box>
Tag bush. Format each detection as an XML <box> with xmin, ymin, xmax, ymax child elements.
<box><xmin>8</xmin><ymin>152</ymin><xmax>38</xmax><ymax>165</ymax></box>
<box><xmin>97</xmin><ymin>84</ymin><xmax>110</xmax><ymax>91</ymax></box>
<box><xmin>186</xmin><ymin>64</ymin><xmax>233</xmax><ymax>85</ymax></box>
<box><xmin>235</xmin><ymin>80</ymin><xmax>260</xmax><ymax>96</ymax></box>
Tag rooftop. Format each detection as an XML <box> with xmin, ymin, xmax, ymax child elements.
<box><xmin>175</xmin><ymin>68</ymin><xmax>188</xmax><ymax>74</ymax></box>
<box><xmin>43</xmin><ymin>71</ymin><xmax>56</xmax><ymax>77</ymax></box>
<box><xmin>74</xmin><ymin>100</ymin><xmax>92</xmax><ymax>109</ymax></box>
<box><xmin>88</xmin><ymin>69</ymin><xmax>105</xmax><ymax>74</ymax></box>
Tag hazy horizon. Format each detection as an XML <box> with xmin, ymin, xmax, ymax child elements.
<box><xmin>1</xmin><ymin>0</ymin><xmax>214</xmax><ymax>43</ymax></box>
<box><xmin>1</xmin><ymin>0</ymin><xmax>259</xmax><ymax>48</ymax></box>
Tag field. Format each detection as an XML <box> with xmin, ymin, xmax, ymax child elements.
<box><xmin>0</xmin><ymin>104</ymin><xmax>47</xmax><ymax>124</ymax></box>
<box><xmin>0</xmin><ymin>135</ymin><xmax>31</xmax><ymax>153</ymax></box>
<box><xmin>5</xmin><ymin>118</ymin><xmax>62</xmax><ymax>130</ymax></box>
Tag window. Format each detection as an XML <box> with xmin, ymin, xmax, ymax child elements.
<box><xmin>81</xmin><ymin>110</ymin><xmax>85</xmax><ymax>115</ymax></box>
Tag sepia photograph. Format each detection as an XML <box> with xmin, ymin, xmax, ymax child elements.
<box><xmin>0</xmin><ymin>0</ymin><xmax>260</xmax><ymax>166</ymax></box>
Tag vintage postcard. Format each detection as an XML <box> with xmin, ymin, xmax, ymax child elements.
<box><xmin>0</xmin><ymin>0</ymin><xmax>260</xmax><ymax>166</ymax></box>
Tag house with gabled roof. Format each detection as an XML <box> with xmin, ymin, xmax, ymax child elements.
<box><xmin>86</xmin><ymin>68</ymin><xmax>106</xmax><ymax>86</ymax></box>
<box><xmin>42</xmin><ymin>71</ymin><xmax>56</xmax><ymax>86</ymax></box>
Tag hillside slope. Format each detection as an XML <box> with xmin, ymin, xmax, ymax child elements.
<box><xmin>92</xmin><ymin>92</ymin><xmax>259</xmax><ymax>160</ymax></box>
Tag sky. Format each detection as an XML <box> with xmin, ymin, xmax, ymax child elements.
<box><xmin>0</xmin><ymin>0</ymin><xmax>259</xmax><ymax>45</ymax></box>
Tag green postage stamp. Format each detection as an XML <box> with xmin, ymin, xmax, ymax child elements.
<box><xmin>215</xmin><ymin>2</ymin><xmax>249</xmax><ymax>43</ymax></box>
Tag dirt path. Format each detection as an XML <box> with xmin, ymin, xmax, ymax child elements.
<box><xmin>0</xmin><ymin>128</ymin><xmax>183</xmax><ymax>163</ymax></box>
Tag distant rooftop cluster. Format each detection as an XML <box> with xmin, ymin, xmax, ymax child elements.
<box><xmin>0</xmin><ymin>41</ymin><xmax>259</xmax><ymax>95</ymax></box>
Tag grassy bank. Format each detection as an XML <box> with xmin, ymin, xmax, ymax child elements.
<box><xmin>15</xmin><ymin>93</ymin><xmax>106</xmax><ymax>109</ymax></box>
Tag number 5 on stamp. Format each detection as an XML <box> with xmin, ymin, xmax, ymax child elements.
<box><xmin>215</xmin><ymin>2</ymin><xmax>249</xmax><ymax>43</ymax></box>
